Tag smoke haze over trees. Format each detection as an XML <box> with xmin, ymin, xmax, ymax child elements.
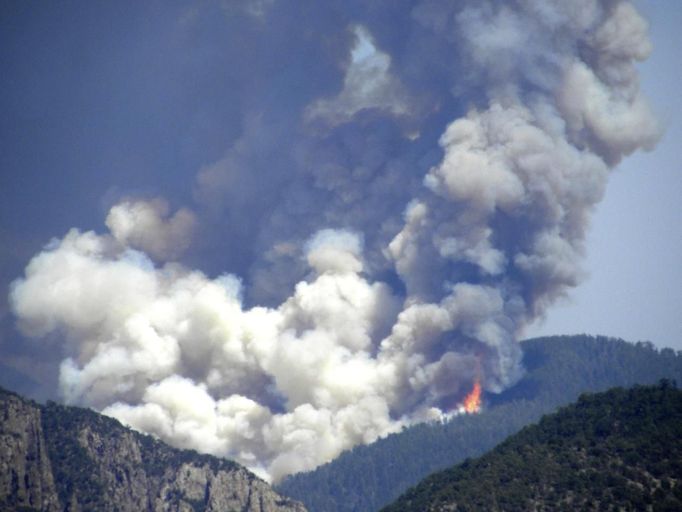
<box><xmin>277</xmin><ymin>335</ymin><xmax>682</xmax><ymax>512</ymax></box>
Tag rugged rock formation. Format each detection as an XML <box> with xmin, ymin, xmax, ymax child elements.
<box><xmin>0</xmin><ymin>387</ymin><xmax>306</xmax><ymax>512</ymax></box>
<box><xmin>0</xmin><ymin>389</ymin><xmax>59</xmax><ymax>511</ymax></box>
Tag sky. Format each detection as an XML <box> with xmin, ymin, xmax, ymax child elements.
<box><xmin>528</xmin><ymin>1</ymin><xmax>682</xmax><ymax>349</ymax></box>
<box><xmin>0</xmin><ymin>0</ymin><xmax>678</xmax><ymax>481</ymax></box>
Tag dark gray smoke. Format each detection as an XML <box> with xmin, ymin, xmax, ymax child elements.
<box><xmin>10</xmin><ymin>0</ymin><xmax>658</xmax><ymax>481</ymax></box>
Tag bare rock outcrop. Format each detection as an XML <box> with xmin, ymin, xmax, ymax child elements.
<box><xmin>0</xmin><ymin>390</ymin><xmax>59</xmax><ymax>511</ymax></box>
<box><xmin>0</xmin><ymin>387</ymin><xmax>305</xmax><ymax>512</ymax></box>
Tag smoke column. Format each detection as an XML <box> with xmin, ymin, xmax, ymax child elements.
<box><xmin>10</xmin><ymin>0</ymin><xmax>658</xmax><ymax>481</ymax></box>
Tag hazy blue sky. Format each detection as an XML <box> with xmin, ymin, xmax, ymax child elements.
<box><xmin>528</xmin><ymin>1</ymin><xmax>682</xmax><ymax>350</ymax></box>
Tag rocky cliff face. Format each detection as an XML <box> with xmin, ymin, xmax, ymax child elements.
<box><xmin>0</xmin><ymin>388</ymin><xmax>306</xmax><ymax>512</ymax></box>
<box><xmin>0</xmin><ymin>390</ymin><xmax>59</xmax><ymax>511</ymax></box>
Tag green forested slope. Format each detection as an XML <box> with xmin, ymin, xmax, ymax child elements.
<box><xmin>382</xmin><ymin>382</ymin><xmax>682</xmax><ymax>512</ymax></box>
<box><xmin>277</xmin><ymin>335</ymin><xmax>682</xmax><ymax>512</ymax></box>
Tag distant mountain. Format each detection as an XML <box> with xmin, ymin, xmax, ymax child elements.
<box><xmin>277</xmin><ymin>335</ymin><xmax>682</xmax><ymax>512</ymax></box>
<box><xmin>0</xmin><ymin>387</ymin><xmax>305</xmax><ymax>512</ymax></box>
<box><xmin>382</xmin><ymin>381</ymin><xmax>682</xmax><ymax>511</ymax></box>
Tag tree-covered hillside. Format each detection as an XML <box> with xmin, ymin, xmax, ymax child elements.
<box><xmin>382</xmin><ymin>381</ymin><xmax>682</xmax><ymax>511</ymax></box>
<box><xmin>277</xmin><ymin>335</ymin><xmax>682</xmax><ymax>512</ymax></box>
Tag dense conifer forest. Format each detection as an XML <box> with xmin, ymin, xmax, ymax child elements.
<box><xmin>382</xmin><ymin>381</ymin><xmax>682</xmax><ymax>511</ymax></box>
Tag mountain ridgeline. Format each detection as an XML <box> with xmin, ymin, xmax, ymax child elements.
<box><xmin>3</xmin><ymin>335</ymin><xmax>680</xmax><ymax>511</ymax></box>
<box><xmin>277</xmin><ymin>335</ymin><xmax>682</xmax><ymax>512</ymax></box>
<box><xmin>0</xmin><ymin>387</ymin><xmax>306</xmax><ymax>512</ymax></box>
<box><xmin>382</xmin><ymin>382</ymin><xmax>682</xmax><ymax>511</ymax></box>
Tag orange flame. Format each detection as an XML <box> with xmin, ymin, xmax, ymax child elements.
<box><xmin>463</xmin><ymin>380</ymin><xmax>482</xmax><ymax>414</ymax></box>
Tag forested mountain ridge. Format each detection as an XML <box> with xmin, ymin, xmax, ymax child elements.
<box><xmin>382</xmin><ymin>381</ymin><xmax>682</xmax><ymax>511</ymax></box>
<box><xmin>0</xmin><ymin>386</ymin><xmax>306</xmax><ymax>512</ymax></box>
<box><xmin>277</xmin><ymin>335</ymin><xmax>682</xmax><ymax>512</ymax></box>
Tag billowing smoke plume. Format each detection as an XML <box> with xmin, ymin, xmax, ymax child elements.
<box><xmin>105</xmin><ymin>198</ymin><xmax>197</xmax><ymax>261</ymax></box>
<box><xmin>10</xmin><ymin>0</ymin><xmax>658</xmax><ymax>482</ymax></box>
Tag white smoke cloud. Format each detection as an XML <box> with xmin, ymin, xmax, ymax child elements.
<box><xmin>10</xmin><ymin>0</ymin><xmax>660</xmax><ymax>483</ymax></box>
<box><xmin>304</xmin><ymin>229</ymin><xmax>364</xmax><ymax>275</ymax></box>
<box><xmin>11</xmin><ymin>225</ymin><xmax>406</xmax><ymax>481</ymax></box>
<box><xmin>105</xmin><ymin>198</ymin><xmax>197</xmax><ymax>261</ymax></box>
